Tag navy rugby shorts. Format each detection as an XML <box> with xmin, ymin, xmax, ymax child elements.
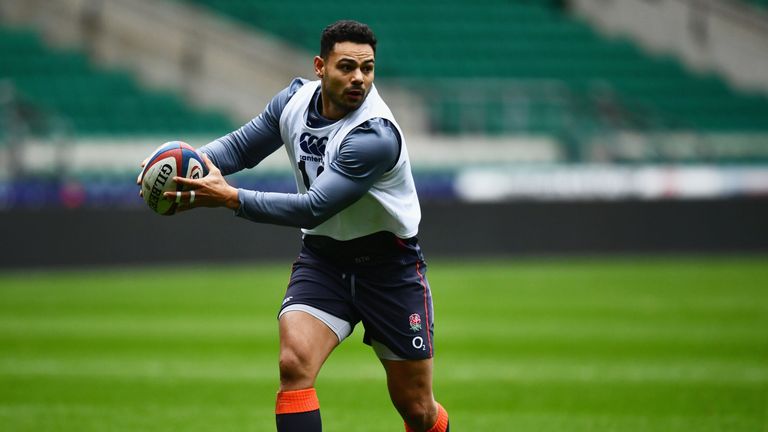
<box><xmin>279</xmin><ymin>231</ymin><xmax>435</xmax><ymax>361</ymax></box>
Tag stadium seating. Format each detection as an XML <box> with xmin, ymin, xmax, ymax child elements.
<box><xmin>0</xmin><ymin>26</ymin><xmax>235</xmax><ymax>137</ymax></box>
<box><xmin>744</xmin><ymin>0</ymin><xmax>768</xmax><ymax>10</ymax></box>
<box><xmin>184</xmin><ymin>0</ymin><xmax>768</xmax><ymax>135</ymax></box>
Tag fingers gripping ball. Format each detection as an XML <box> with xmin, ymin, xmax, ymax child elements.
<box><xmin>140</xmin><ymin>141</ymin><xmax>208</xmax><ymax>215</ymax></box>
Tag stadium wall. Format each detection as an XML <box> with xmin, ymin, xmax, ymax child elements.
<box><xmin>2</xmin><ymin>199</ymin><xmax>767</xmax><ymax>269</ymax></box>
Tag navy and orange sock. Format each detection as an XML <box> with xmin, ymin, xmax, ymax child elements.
<box><xmin>404</xmin><ymin>402</ymin><xmax>449</xmax><ymax>432</ymax></box>
<box><xmin>275</xmin><ymin>388</ymin><xmax>321</xmax><ymax>432</ymax></box>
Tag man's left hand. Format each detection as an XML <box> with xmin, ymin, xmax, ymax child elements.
<box><xmin>163</xmin><ymin>154</ymin><xmax>240</xmax><ymax>212</ymax></box>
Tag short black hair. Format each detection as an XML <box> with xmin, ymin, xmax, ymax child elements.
<box><xmin>320</xmin><ymin>20</ymin><xmax>377</xmax><ymax>59</ymax></box>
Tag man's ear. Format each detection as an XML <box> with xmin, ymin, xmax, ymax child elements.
<box><xmin>314</xmin><ymin>56</ymin><xmax>325</xmax><ymax>79</ymax></box>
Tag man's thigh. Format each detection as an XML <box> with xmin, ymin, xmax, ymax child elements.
<box><xmin>380</xmin><ymin>358</ymin><xmax>436</xmax><ymax>407</ymax></box>
<box><xmin>278</xmin><ymin>310</ymin><xmax>340</xmax><ymax>390</ymax></box>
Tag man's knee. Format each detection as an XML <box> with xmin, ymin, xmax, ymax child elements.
<box><xmin>393</xmin><ymin>396</ymin><xmax>437</xmax><ymax>431</ymax></box>
<box><xmin>279</xmin><ymin>347</ymin><xmax>314</xmax><ymax>389</ymax></box>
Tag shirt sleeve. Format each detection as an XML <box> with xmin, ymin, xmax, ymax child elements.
<box><xmin>235</xmin><ymin>118</ymin><xmax>401</xmax><ymax>228</ymax></box>
<box><xmin>198</xmin><ymin>78</ymin><xmax>307</xmax><ymax>175</ymax></box>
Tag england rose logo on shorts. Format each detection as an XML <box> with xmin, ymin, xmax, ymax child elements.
<box><xmin>409</xmin><ymin>313</ymin><xmax>422</xmax><ymax>332</ymax></box>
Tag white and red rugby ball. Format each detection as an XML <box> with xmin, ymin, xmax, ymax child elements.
<box><xmin>140</xmin><ymin>141</ymin><xmax>208</xmax><ymax>215</ymax></box>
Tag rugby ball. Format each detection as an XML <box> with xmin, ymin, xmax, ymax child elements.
<box><xmin>140</xmin><ymin>141</ymin><xmax>208</xmax><ymax>215</ymax></box>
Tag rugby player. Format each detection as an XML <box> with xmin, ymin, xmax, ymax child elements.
<box><xmin>141</xmin><ymin>20</ymin><xmax>449</xmax><ymax>432</ymax></box>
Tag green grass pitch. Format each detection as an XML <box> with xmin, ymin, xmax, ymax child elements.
<box><xmin>1</xmin><ymin>256</ymin><xmax>767</xmax><ymax>431</ymax></box>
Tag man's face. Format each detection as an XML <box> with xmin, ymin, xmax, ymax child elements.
<box><xmin>314</xmin><ymin>41</ymin><xmax>375</xmax><ymax>120</ymax></box>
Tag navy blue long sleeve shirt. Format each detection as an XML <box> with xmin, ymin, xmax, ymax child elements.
<box><xmin>199</xmin><ymin>79</ymin><xmax>401</xmax><ymax>229</ymax></box>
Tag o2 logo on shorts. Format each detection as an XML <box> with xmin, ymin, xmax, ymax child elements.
<box><xmin>409</xmin><ymin>313</ymin><xmax>426</xmax><ymax>351</ymax></box>
<box><xmin>412</xmin><ymin>336</ymin><xmax>425</xmax><ymax>351</ymax></box>
<box><xmin>297</xmin><ymin>133</ymin><xmax>327</xmax><ymax>189</ymax></box>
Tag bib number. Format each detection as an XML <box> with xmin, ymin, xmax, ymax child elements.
<box><xmin>297</xmin><ymin>133</ymin><xmax>327</xmax><ymax>189</ymax></box>
<box><xmin>298</xmin><ymin>160</ymin><xmax>325</xmax><ymax>189</ymax></box>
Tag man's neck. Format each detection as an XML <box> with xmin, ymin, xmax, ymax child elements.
<box><xmin>307</xmin><ymin>90</ymin><xmax>338</xmax><ymax>128</ymax></box>
<box><xmin>318</xmin><ymin>92</ymin><xmax>350</xmax><ymax>121</ymax></box>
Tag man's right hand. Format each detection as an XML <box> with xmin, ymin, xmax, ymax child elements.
<box><xmin>137</xmin><ymin>156</ymin><xmax>150</xmax><ymax>196</ymax></box>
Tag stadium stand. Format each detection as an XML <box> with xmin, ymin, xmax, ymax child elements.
<box><xmin>0</xmin><ymin>26</ymin><xmax>235</xmax><ymax>137</ymax></box>
<box><xmin>745</xmin><ymin>0</ymin><xmax>768</xmax><ymax>9</ymax></box>
<box><xmin>184</xmin><ymin>0</ymin><xmax>768</xmax><ymax>135</ymax></box>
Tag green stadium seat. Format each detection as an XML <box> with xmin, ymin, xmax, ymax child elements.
<box><xmin>182</xmin><ymin>0</ymin><xmax>768</xmax><ymax>141</ymax></box>
<box><xmin>0</xmin><ymin>25</ymin><xmax>236</xmax><ymax>137</ymax></box>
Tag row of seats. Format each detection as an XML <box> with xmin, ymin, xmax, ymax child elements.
<box><xmin>4</xmin><ymin>1</ymin><xmax>766</xmax><ymax>140</ymax></box>
<box><xmin>187</xmin><ymin>0</ymin><xmax>768</xmax><ymax>135</ymax></box>
<box><xmin>0</xmin><ymin>27</ymin><xmax>235</xmax><ymax>137</ymax></box>
<box><xmin>744</xmin><ymin>0</ymin><xmax>768</xmax><ymax>9</ymax></box>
